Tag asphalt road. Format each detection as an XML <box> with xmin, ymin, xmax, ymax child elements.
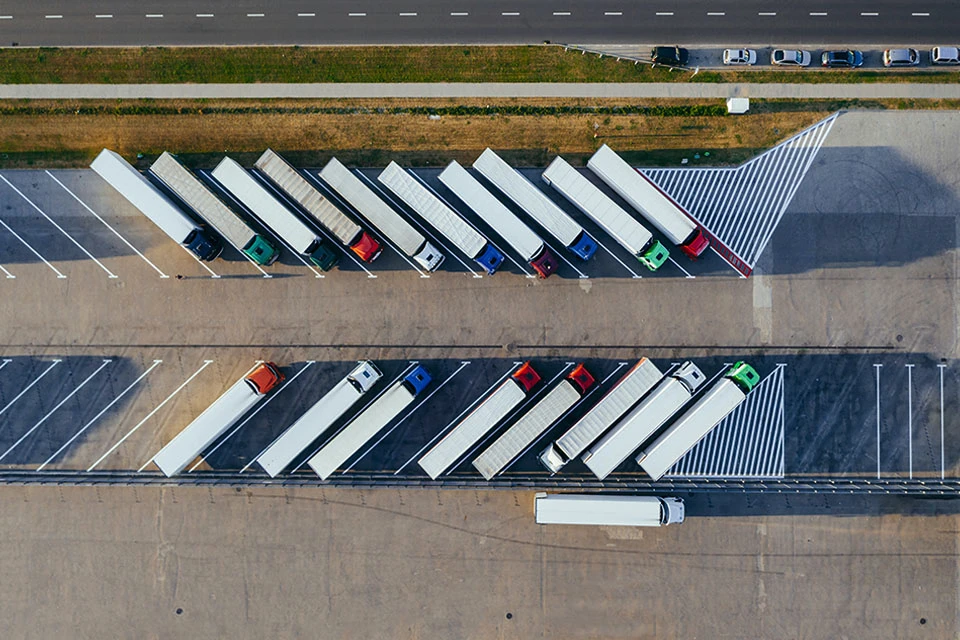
<box><xmin>0</xmin><ymin>0</ymin><xmax>957</xmax><ymax>46</ymax></box>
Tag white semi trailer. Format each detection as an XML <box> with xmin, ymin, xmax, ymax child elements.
<box><xmin>211</xmin><ymin>156</ymin><xmax>339</xmax><ymax>271</ymax></box>
<box><xmin>539</xmin><ymin>358</ymin><xmax>662</xmax><ymax>473</ymax></box>
<box><xmin>418</xmin><ymin>362</ymin><xmax>541</xmax><ymax>479</ymax></box>
<box><xmin>472</xmin><ymin>364</ymin><xmax>594</xmax><ymax>480</ymax></box>
<box><xmin>320</xmin><ymin>158</ymin><xmax>445</xmax><ymax>271</ymax></box>
<box><xmin>90</xmin><ymin>149</ymin><xmax>221</xmax><ymax>261</ymax></box>
<box><xmin>150</xmin><ymin>152</ymin><xmax>279</xmax><ymax>266</ymax></box>
<box><xmin>438</xmin><ymin>161</ymin><xmax>559</xmax><ymax>279</ymax></box>
<box><xmin>636</xmin><ymin>361</ymin><xmax>760</xmax><ymax>481</ymax></box>
<box><xmin>254</xmin><ymin>149</ymin><xmax>382</xmax><ymax>263</ymax></box>
<box><xmin>587</xmin><ymin>144</ymin><xmax>709</xmax><ymax>259</ymax></box>
<box><xmin>377</xmin><ymin>162</ymin><xmax>505</xmax><ymax>274</ymax></box>
<box><xmin>534</xmin><ymin>493</ymin><xmax>685</xmax><ymax>527</ymax></box>
<box><xmin>541</xmin><ymin>155</ymin><xmax>669</xmax><ymax>271</ymax></box>
<box><xmin>152</xmin><ymin>362</ymin><xmax>284</xmax><ymax>476</ymax></box>
<box><xmin>582</xmin><ymin>362</ymin><xmax>705</xmax><ymax>480</ymax></box>
<box><xmin>472</xmin><ymin>148</ymin><xmax>598</xmax><ymax>260</ymax></box>
<box><xmin>257</xmin><ymin>361</ymin><xmax>382</xmax><ymax>477</ymax></box>
<box><xmin>307</xmin><ymin>366</ymin><xmax>432</xmax><ymax>480</ymax></box>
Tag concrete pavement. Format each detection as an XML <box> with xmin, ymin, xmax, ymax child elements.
<box><xmin>2</xmin><ymin>82</ymin><xmax>960</xmax><ymax>99</ymax></box>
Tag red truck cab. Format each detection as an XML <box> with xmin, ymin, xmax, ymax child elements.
<box><xmin>529</xmin><ymin>247</ymin><xmax>560</xmax><ymax>279</ymax></box>
<box><xmin>350</xmin><ymin>231</ymin><xmax>383</xmax><ymax>262</ymax></box>
<box><xmin>567</xmin><ymin>364</ymin><xmax>596</xmax><ymax>395</ymax></box>
<box><xmin>680</xmin><ymin>228</ymin><xmax>710</xmax><ymax>259</ymax></box>
<box><xmin>245</xmin><ymin>362</ymin><xmax>285</xmax><ymax>395</ymax></box>
<box><xmin>512</xmin><ymin>362</ymin><xmax>542</xmax><ymax>393</ymax></box>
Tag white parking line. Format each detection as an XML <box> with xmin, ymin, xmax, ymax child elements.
<box><xmin>45</xmin><ymin>171</ymin><xmax>170</xmax><ymax>278</ymax></box>
<box><xmin>874</xmin><ymin>363</ymin><xmax>881</xmax><ymax>479</ymax></box>
<box><xmin>348</xmin><ymin>361</ymin><xmax>470</xmax><ymax>473</ymax></box>
<box><xmin>38</xmin><ymin>360</ymin><xmax>162</xmax><ymax>471</ymax></box>
<box><xmin>669</xmin><ymin>254</ymin><xmax>695</xmax><ymax>278</ymax></box>
<box><xmin>0</xmin><ymin>174</ymin><xmax>118</xmax><ymax>278</ymax></box>
<box><xmin>0</xmin><ymin>213</ymin><xmax>65</xmax><ymax>278</ymax></box>
<box><xmin>906</xmin><ymin>364</ymin><xmax>914</xmax><ymax>479</ymax></box>
<box><xmin>0</xmin><ymin>263</ymin><xmax>14</xmax><ymax>279</ymax></box>
<box><xmin>294</xmin><ymin>362</ymin><xmax>420</xmax><ymax>473</ymax></box>
<box><xmin>189</xmin><ymin>361</ymin><xmax>315</xmax><ymax>472</ymax></box>
<box><xmin>0</xmin><ymin>359</ymin><xmax>111</xmax><ymax>463</ymax></box>
<box><xmin>0</xmin><ymin>359</ymin><xmax>10</xmax><ymax>372</ymax></box>
<box><xmin>0</xmin><ymin>360</ymin><xmax>61</xmax><ymax>420</ymax></box>
<box><xmin>938</xmin><ymin>364</ymin><xmax>946</xmax><ymax>479</ymax></box>
<box><xmin>395</xmin><ymin>361</ymin><xmax>521</xmax><ymax>475</ymax></box>
<box><xmin>592</xmin><ymin>235</ymin><xmax>641</xmax><ymax>278</ymax></box>
<box><xmin>86</xmin><ymin>360</ymin><xmax>215</xmax><ymax>473</ymax></box>
<box><xmin>408</xmin><ymin>170</ymin><xmax>535</xmax><ymax>278</ymax></box>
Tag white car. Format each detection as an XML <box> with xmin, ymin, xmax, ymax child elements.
<box><xmin>931</xmin><ymin>47</ymin><xmax>960</xmax><ymax>65</ymax></box>
<box><xmin>771</xmin><ymin>49</ymin><xmax>812</xmax><ymax>67</ymax></box>
<box><xmin>722</xmin><ymin>48</ymin><xmax>758</xmax><ymax>65</ymax></box>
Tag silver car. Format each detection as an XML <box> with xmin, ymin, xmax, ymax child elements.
<box><xmin>883</xmin><ymin>48</ymin><xmax>920</xmax><ymax>67</ymax></box>
<box><xmin>931</xmin><ymin>47</ymin><xmax>960</xmax><ymax>65</ymax></box>
<box><xmin>771</xmin><ymin>49</ymin><xmax>812</xmax><ymax>67</ymax></box>
<box><xmin>722</xmin><ymin>48</ymin><xmax>757</xmax><ymax>65</ymax></box>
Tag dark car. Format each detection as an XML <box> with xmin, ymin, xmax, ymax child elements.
<box><xmin>821</xmin><ymin>50</ymin><xmax>864</xmax><ymax>68</ymax></box>
<box><xmin>651</xmin><ymin>46</ymin><xmax>690</xmax><ymax>67</ymax></box>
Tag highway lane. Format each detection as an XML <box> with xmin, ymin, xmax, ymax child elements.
<box><xmin>0</xmin><ymin>0</ymin><xmax>957</xmax><ymax>46</ymax></box>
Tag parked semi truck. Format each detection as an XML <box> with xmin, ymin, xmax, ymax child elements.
<box><xmin>534</xmin><ymin>493</ymin><xmax>685</xmax><ymax>527</ymax></box>
<box><xmin>254</xmin><ymin>149</ymin><xmax>382</xmax><ymax>263</ymax></box>
<box><xmin>473</xmin><ymin>364</ymin><xmax>594</xmax><ymax>480</ymax></box>
<box><xmin>257</xmin><ymin>361</ymin><xmax>382</xmax><ymax>477</ymax></box>
<box><xmin>636</xmin><ymin>362</ymin><xmax>760</xmax><ymax>481</ymax></box>
<box><xmin>90</xmin><ymin>149</ymin><xmax>221</xmax><ymax>261</ymax></box>
<box><xmin>211</xmin><ymin>156</ymin><xmax>339</xmax><ymax>271</ymax></box>
<box><xmin>541</xmin><ymin>155</ymin><xmax>669</xmax><ymax>271</ymax></box>
<box><xmin>377</xmin><ymin>162</ymin><xmax>505</xmax><ymax>274</ymax></box>
<box><xmin>150</xmin><ymin>152</ymin><xmax>279</xmax><ymax>266</ymax></box>
<box><xmin>307</xmin><ymin>366</ymin><xmax>432</xmax><ymax>480</ymax></box>
<box><xmin>438</xmin><ymin>161</ymin><xmax>559</xmax><ymax>278</ymax></box>
<box><xmin>582</xmin><ymin>362</ymin><xmax>704</xmax><ymax>480</ymax></box>
<box><xmin>152</xmin><ymin>362</ymin><xmax>284</xmax><ymax>476</ymax></box>
<box><xmin>539</xmin><ymin>358</ymin><xmax>662</xmax><ymax>473</ymax></box>
<box><xmin>320</xmin><ymin>158</ymin><xmax>445</xmax><ymax>271</ymax></box>
<box><xmin>472</xmin><ymin>148</ymin><xmax>598</xmax><ymax>260</ymax></box>
<box><xmin>587</xmin><ymin>144</ymin><xmax>709</xmax><ymax>259</ymax></box>
<box><xmin>419</xmin><ymin>362</ymin><xmax>541</xmax><ymax>479</ymax></box>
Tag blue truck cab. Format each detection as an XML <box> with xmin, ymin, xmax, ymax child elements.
<box><xmin>474</xmin><ymin>244</ymin><xmax>506</xmax><ymax>275</ymax></box>
<box><xmin>569</xmin><ymin>230</ymin><xmax>599</xmax><ymax>260</ymax></box>
<box><xmin>403</xmin><ymin>366</ymin><xmax>433</xmax><ymax>396</ymax></box>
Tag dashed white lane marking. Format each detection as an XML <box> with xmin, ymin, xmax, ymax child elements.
<box><xmin>196</xmin><ymin>14</ymin><xmax>214</xmax><ymax>18</ymax></box>
<box><xmin>604</xmin><ymin>11</ymin><xmax>622</xmax><ymax>16</ymax></box>
<box><xmin>553</xmin><ymin>11</ymin><xmax>571</xmax><ymax>16</ymax></box>
<box><xmin>145</xmin><ymin>14</ymin><xmax>163</xmax><ymax>18</ymax></box>
<box><xmin>348</xmin><ymin>12</ymin><xmax>366</xmax><ymax>16</ymax></box>
<box><xmin>247</xmin><ymin>13</ymin><xmax>264</xmax><ymax>18</ymax></box>
<box><xmin>502</xmin><ymin>11</ymin><xmax>520</xmax><ymax>16</ymax></box>
<box><xmin>861</xmin><ymin>12</ymin><xmax>879</xmax><ymax>16</ymax></box>
<box><xmin>95</xmin><ymin>14</ymin><xmax>113</xmax><ymax>19</ymax></box>
<box><xmin>758</xmin><ymin>12</ymin><xmax>777</xmax><ymax>16</ymax></box>
<box><xmin>655</xmin><ymin>12</ymin><xmax>674</xmax><ymax>16</ymax></box>
<box><xmin>912</xmin><ymin>12</ymin><xmax>930</xmax><ymax>16</ymax></box>
<box><xmin>399</xmin><ymin>12</ymin><xmax>418</xmax><ymax>16</ymax></box>
<box><xmin>809</xmin><ymin>12</ymin><xmax>827</xmax><ymax>16</ymax></box>
<box><xmin>0</xmin><ymin>16</ymin><xmax>12</xmax><ymax>20</ymax></box>
<box><xmin>45</xmin><ymin>15</ymin><xmax>62</xmax><ymax>19</ymax></box>
<box><xmin>451</xmin><ymin>12</ymin><xmax>469</xmax><ymax>16</ymax></box>
<box><xmin>707</xmin><ymin>12</ymin><xmax>725</xmax><ymax>16</ymax></box>
<box><xmin>298</xmin><ymin>13</ymin><xmax>316</xmax><ymax>17</ymax></box>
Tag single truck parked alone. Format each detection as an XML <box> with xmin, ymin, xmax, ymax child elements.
<box><xmin>377</xmin><ymin>162</ymin><xmax>505</xmax><ymax>274</ymax></box>
<box><xmin>535</xmin><ymin>493</ymin><xmax>684</xmax><ymax>527</ymax></box>
<box><xmin>587</xmin><ymin>144</ymin><xmax>709</xmax><ymax>259</ymax></box>
<box><xmin>307</xmin><ymin>366</ymin><xmax>432</xmax><ymax>479</ymax></box>
<box><xmin>150</xmin><ymin>152</ymin><xmax>279</xmax><ymax>266</ymax></box>
<box><xmin>541</xmin><ymin>155</ymin><xmax>669</xmax><ymax>271</ymax></box>
<box><xmin>257</xmin><ymin>361</ymin><xmax>382</xmax><ymax>477</ymax></box>
<box><xmin>419</xmin><ymin>362</ymin><xmax>541</xmax><ymax>479</ymax></box>
<box><xmin>438</xmin><ymin>161</ymin><xmax>559</xmax><ymax>278</ymax></box>
<box><xmin>539</xmin><ymin>358</ymin><xmax>662</xmax><ymax>473</ymax></box>
<box><xmin>473</xmin><ymin>364</ymin><xmax>594</xmax><ymax>480</ymax></box>
<box><xmin>582</xmin><ymin>362</ymin><xmax>705</xmax><ymax>480</ymax></box>
<box><xmin>90</xmin><ymin>149</ymin><xmax>221</xmax><ymax>261</ymax></box>
<box><xmin>472</xmin><ymin>148</ymin><xmax>598</xmax><ymax>260</ymax></box>
<box><xmin>254</xmin><ymin>149</ymin><xmax>382</xmax><ymax>263</ymax></box>
<box><xmin>636</xmin><ymin>362</ymin><xmax>759</xmax><ymax>481</ymax></box>
<box><xmin>211</xmin><ymin>156</ymin><xmax>339</xmax><ymax>271</ymax></box>
<box><xmin>320</xmin><ymin>158</ymin><xmax>445</xmax><ymax>271</ymax></box>
<box><xmin>152</xmin><ymin>362</ymin><xmax>285</xmax><ymax>476</ymax></box>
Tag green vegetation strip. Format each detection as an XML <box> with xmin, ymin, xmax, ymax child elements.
<box><xmin>0</xmin><ymin>46</ymin><xmax>958</xmax><ymax>84</ymax></box>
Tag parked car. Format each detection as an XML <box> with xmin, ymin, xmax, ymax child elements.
<box><xmin>821</xmin><ymin>50</ymin><xmax>864</xmax><ymax>68</ymax></box>
<box><xmin>771</xmin><ymin>49</ymin><xmax>812</xmax><ymax>67</ymax></box>
<box><xmin>722</xmin><ymin>49</ymin><xmax>757</xmax><ymax>66</ymax></box>
<box><xmin>883</xmin><ymin>48</ymin><xmax>919</xmax><ymax>67</ymax></box>
<box><xmin>651</xmin><ymin>46</ymin><xmax>689</xmax><ymax>67</ymax></box>
<box><xmin>931</xmin><ymin>46</ymin><xmax>960</xmax><ymax>65</ymax></box>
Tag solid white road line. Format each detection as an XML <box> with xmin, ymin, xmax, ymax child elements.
<box><xmin>0</xmin><ymin>360</ymin><xmax>112</xmax><ymax>462</ymax></box>
<box><xmin>0</xmin><ymin>360</ymin><xmax>61</xmax><ymax>420</ymax></box>
<box><xmin>38</xmin><ymin>360</ymin><xmax>162</xmax><ymax>471</ymax></box>
<box><xmin>0</xmin><ymin>174</ymin><xmax>118</xmax><ymax>278</ymax></box>
<box><xmin>86</xmin><ymin>360</ymin><xmax>214</xmax><ymax>472</ymax></box>
<box><xmin>46</xmin><ymin>171</ymin><xmax>170</xmax><ymax>278</ymax></box>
